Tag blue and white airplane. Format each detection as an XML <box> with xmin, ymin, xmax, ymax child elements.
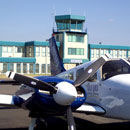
<box><xmin>1</xmin><ymin>36</ymin><xmax>130</xmax><ymax>130</ymax></box>
<box><xmin>0</xmin><ymin>37</ymin><xmax>108</xmax><ymax>130</ymax></box>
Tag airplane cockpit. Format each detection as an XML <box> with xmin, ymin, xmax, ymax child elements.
<box><xmin>57</xmin><ymin>58</ymin><xmax>130</xmax><ymax>83</ymax></box>
<box><xmin>102</xmin><ymin>59</ymin><xmax>130</xmax><ymax>81</ymax></box>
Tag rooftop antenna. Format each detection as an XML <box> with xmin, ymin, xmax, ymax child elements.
<box><xmin>52</xmin><ymin>5</ymin><xmax>56</xmax><ymax>33</ymax></box>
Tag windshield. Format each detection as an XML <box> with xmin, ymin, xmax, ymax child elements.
<box><xmin>102</xmin><ymin>59</ymin><xmax>130</xmax><ymax>80</ymax></box>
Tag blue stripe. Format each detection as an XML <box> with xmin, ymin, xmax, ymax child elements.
<box><xmin>0</xmin><ymin>57</ymin><xmax>36</xmax><ymax>63</ymax></box>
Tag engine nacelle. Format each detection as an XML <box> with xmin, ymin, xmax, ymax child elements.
<box><xmin>53</xmin><ymin>82</ymin><xmax>77</xmax><ymax>106</ymax></box>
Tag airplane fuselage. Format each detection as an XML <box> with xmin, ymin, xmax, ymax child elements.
<box><xmin>57</xmin><ymin>58</ymin><xmax>130</xmax><ymax>120</ymax></box>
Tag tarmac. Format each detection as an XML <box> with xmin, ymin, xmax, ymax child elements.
<box><xmin>0</xmin><ymin>83</ymin><xmax>130</xmax><ymax>130</ymax></box>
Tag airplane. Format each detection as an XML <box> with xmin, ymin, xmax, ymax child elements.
<box><xmin>50</xmin><ymin>37</ymin><xmax>130</xmax><ymax>120</ymax></box>
<box><xmin>0</xmin><ymin>36</ymin><xmax>108</xmax><ymax>130</ymax></box>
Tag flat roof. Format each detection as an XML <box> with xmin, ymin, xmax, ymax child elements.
<box><xmin>55</xmin><ymin>15</ymin><xmax>85</xmax><ymax>21</ymax></box>
<box><xmin>0</xmin><ymin>41</ymin><xmax>60</xmax><ymax>47</ymax></box>
<box><xmin>89</xmin><ymin>44</ymin><xmax>130</xmax><ymax>50</ymax></box>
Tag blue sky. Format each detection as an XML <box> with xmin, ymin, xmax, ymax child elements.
<box><xmin>0</xmin><ymin>0</ymin><xmax>130</xmax><ymax>45</ymax></box>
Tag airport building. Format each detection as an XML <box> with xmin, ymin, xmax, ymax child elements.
<box><xmin>0</xmin><ymin>14</ymin><xmax>130</xmax><ymax>74</ymax></box>
<box><xmin>89</xmin><ymin>44</ymin><xmax>130</xmax><ymax>61</ymax></box>
<box><xmin>0</xmin><ymin>41</ymin><xmax>60</xmax><ymax>75</ymax></box>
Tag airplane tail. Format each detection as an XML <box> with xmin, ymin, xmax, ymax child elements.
<box><xmin>49</xmin><ymin>36</ymin><xmax>66</xmax><ymax>76</ymax></box>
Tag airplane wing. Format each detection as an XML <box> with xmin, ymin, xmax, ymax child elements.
<box><xmin>76</xmin><ymin>103</ymin><xmax>105</xmax><ymax>115</ymax></box>
<box><xmin>49</xmin><ymin>36</ymin><xmax>66</xmax><ymax>76</ymax></box>
<box><xmin>0</xmin><ymin>94</ymin><xmax>24</xmax><ymax>108</ymax></box>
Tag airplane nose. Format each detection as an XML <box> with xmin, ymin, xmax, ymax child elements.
<box><xmin>105</xmin><ymin>74</ymin><xmax>130</xmax><ymax>87</ymax></box>
<box><xmin>53</xmin><ymin>82</ymin><xmax>77</xmax><ymax>106</ymax></box>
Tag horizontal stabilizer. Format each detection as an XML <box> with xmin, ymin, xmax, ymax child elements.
<box><xmin>76</xmin><ymin>104</ymin><xmax>105</xmax><ymax>115</ymax></box>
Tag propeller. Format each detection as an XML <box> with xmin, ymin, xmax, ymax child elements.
<box><xmin>74</xmin><ymin>56</ymin><xmax>107</xmax><ymax>87</ymax></box>
<box><xmin>6</xmin><ymin>71</ymin><xmax>57</xmax><ymax>94</ymax></box>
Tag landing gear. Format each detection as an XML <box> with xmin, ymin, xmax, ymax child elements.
<box><xmin>29</xmin><ymin>118</ymin><xmax>47</xmax><ymax>130</ymax></box>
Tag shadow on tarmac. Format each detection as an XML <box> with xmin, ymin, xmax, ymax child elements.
<box><xmin>0</xmin><ymin>116</ymin><xmax>130</xmax><ymax>130</ymax></box>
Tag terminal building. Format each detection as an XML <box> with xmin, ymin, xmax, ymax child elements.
<box><xmin>0</xmin><ymin>14</ymin><xmax>130</xmax><ymax>75</ymax></box>
<box><xmin>89</xmin><ymin>44</ymin><xmax>130</xmax><ymax>61</ymax></box>
<box><xmin>0</xmin><ymin>41</ymin><xmax>60</xmax><ymax>75</ymax></box>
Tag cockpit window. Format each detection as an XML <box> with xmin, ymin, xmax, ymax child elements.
<box><xmin>102</xmin><ymin>59</ymin><xmax>130</xmax><ymax>80</ymax></box>
<box><xmin>58</xmin><ymin>71</ymin><xmax>74</xmax><ymax>80</ymax></box>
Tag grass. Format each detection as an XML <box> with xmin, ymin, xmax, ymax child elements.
<box><xmin>0</xmin><ymin>73</ymin><xmax>51</xmax><ymax>79</ymax></box>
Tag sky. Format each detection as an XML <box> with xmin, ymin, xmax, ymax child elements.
<box><xmin>0</xmin><ymin>0</ymin><xmax>130</xmax><ymax>45</ymax></box>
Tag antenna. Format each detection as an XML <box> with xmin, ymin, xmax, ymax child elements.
<box><xmin>52</xmin><ymin>5</ymin><xmax>56</xmax><ymax>32</ymax></box>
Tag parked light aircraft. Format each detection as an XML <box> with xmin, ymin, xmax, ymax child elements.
<box><xmin>50</xmin><ymin>37</ymin><xmax>130</xmax><ymax>120</ymax></box>
<box><xmin>0</xmin><ymin>36</ymin><xmax>108</xmax><ymax>130</ymax></box>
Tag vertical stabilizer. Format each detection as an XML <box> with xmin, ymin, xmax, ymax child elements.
<box><xmin>49</xmin><ymin>36</ymin><xmax>66</xmax><ymax>76</ymax></box>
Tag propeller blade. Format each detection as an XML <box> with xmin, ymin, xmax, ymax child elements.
<box><xmin>67</xmin><ymin>106</ymin><xmax>76</xmax><ymax>130</ymax></box>
<box><xmin>74</xmin><ymin>56</ymin><xmax>108</xmax><ymax>87</ymax></box>
<box><xmin>6</xmin><ymin>71</ymin><xmax>57</xmax><ymax>93</ymax></box>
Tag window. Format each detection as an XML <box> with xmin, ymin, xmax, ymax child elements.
<box><xmin>119</xmin><ymin>50</ymin><xmax>122</xmax><ymax>57</ymax></box>
<box><xmin>35</xmin><ymin>64</ymin><xmax>39</xmax><ymax>73</ymax></box>
<box><xmin>96</xmin><ymin>49</ymin><xmax>99</xmax><ymax>58</ymax></box>
<box><xmin>8</xmin><ymin>47</ymin><xmax>13</xmax><ymax>53</ymax></box>
<box><xmin>102</xmin><ymin>59</ymin><xmax>130</xmax><ymax>80</ymax></box>
<box><xmin>68</xmin><ymin>34</ymin><xmax>84</xmax><ymax>43</ymax></box>
<box><xmin>41</xmin><ymin>64</ymin><xmax>46</xmax><ymax>73</ymax></box>
<box><xmin>36</xmin><ymin>47</ymin><xmax>40</xmax><ymax>56</ymax></box>
<box><xmin>46</xmin><ymin>47</ymin><xmax>50</xmax><ymax>57</ymax></box>
<box><xmin>3</xmin><ymin>47</ymin><xmax>8</xmax><ymax>52</ymax></box>
<box><xmin>110</xmin><ymin>50</ymin><xmax>113</xmax><ymax>57</ymax></box>
<box><xmin>3</xmin><ymin>63</ymin><xmax>7</xmax><ymax>73</ymax></box>
<box><xmin>68</xmin><ymin>48</ymin><xmax>84</xmax><ymax>55</ymax></box>
<box><xmin>91</xmin><ymin>49</ymin><xmax>94</xmax><ymax>58</ymax></box>
<box><xmin>16</xmin><ymin>47</ymin><xmax>23</xmax><ymax>53</ymax></box>
<box><xmin>101</xmin><ymin>49</ymin><xmax>104</xmax><ymax>56</ymax></box>
<box><xmin>128</xmin><ymin>51</ymin><xmax>130</xmax><ymax>57</ymax></box>
<box><xmin>23</xmin><ymin>63</ymin><xmax>27</xmax><ymax>73</ymax></box>
<box><xmin>17</xmin><ymin>63</ymin><xmax>21</xmax><ymax>73</ymax></box>
<box><xmin>9</xmin><ymin>63</ymin><xmax>14</xmax><ymax>71</ymax></box>
<box><xmin>47</xmin><ymin>64</ymin><xmax>50</xmax><ymax>73</ymax></box>
<box><xmin>29</xmin><ymin>64</ymin><xmax>34</xmax><ymax>73</ymax></box>
<box><xmin>77</xmin><ymin>21</ymin><xmax>83</xmax><ymax>30</ymax></box>
<box><xmin>41</xmin><ymin>47</ymin><xmax>46</xmax><ymax>56</ymax></box>
<box><xmin>115</xmin><ymin>50</ymin><xmax>118</xmax><ymax>57</ymax></box>
<box><xmin>71</xmin><ymin>20</ymin><xmax>76</xmax><ymax>29</ymax></box>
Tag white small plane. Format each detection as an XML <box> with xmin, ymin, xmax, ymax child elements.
<box><xmin>50</xmin><ymin>36</ymin><xmax>130</xmax><ymax>120</ymax></box>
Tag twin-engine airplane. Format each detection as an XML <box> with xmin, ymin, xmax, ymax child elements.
<box><xmin>0</xmin><ymin>36</ymin><xmax>130</xmax><ymax>130</ymax></box>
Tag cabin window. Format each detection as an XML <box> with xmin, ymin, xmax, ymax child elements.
<box><xmin>102</xmin><ymin>59</ymin><xmax>130</xmax><ymax>80</ymax></box>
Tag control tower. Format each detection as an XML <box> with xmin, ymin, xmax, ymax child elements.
<box><xmin>53</xmin><ymin>15</ymin><xmax>88</xmax><ymax>70</ymax></box>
